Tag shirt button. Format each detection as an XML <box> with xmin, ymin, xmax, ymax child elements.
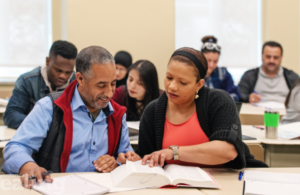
<box><xmin>93</xmin><ymin>141</ymin><xmax>95</xmax><ymax>145</ymax></box>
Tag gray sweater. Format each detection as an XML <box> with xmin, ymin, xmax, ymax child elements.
<box><xmin>281</xmin><ymin>84</ymin><xmax>300</xmax><ymax>124</ymax></box>
<box><xmin>238</xmin><ymin>67</ymin><xmax>299</xmax><ymax>102</ymax></box>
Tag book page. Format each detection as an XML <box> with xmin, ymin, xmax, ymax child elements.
<box><xmin>128</xmin><ymin>160</ymin><xmax>166</xmax><ymax>176</ymax></box>
<box><xmin>33</xmin><ymin>175</ymin><xmax>109</xmax><ymax>195</ymax></box>
<box><xmin>79</xmin><ymin>173</ymin><xmax>143</xmax><ymax>193</ymax></box>
<box><xmin>113</xmin><ymin>160</ymin><xmax>170</xmax><ymax>188</ymax></box>
<box><xmin>164</xmin><ymin>164</ymin><xmax>209</xmax><ymax>182</ymax></box>
<box><xmin>164</xmin><ymin>164</ymin><xmax>219</xmax><ymax>188</ymax></box>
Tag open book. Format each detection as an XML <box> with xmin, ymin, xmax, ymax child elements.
<box><xmin>111</xmin><ymin>160</ymin><xmax>220</xmax><ymax>189</ymax></box>
<box><xmin>244</xmin><ymin>170</ymin><xmax>300</xmax><ymax>195</ymax></box>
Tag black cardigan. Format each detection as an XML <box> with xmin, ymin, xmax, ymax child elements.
<box><xmin>137</xmin><ymin>87</ymin><xmax>267</xmax><ymax>169</ymax></box>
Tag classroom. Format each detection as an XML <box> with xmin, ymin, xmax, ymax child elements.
<box><xmin>1</xmin><ymin>0</ymin><xmax>300</xmax><ymax>194</ymax></box>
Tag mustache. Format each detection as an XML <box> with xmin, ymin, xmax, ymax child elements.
<box><xmin>267</xmin><ymin>63</ymin><xmax>276</xmax><ymax>66</ymax></box>
<box><xmin>96</xmin><ymin>95</ymin><xmax>109</xmax><ymax>101</ymax></box>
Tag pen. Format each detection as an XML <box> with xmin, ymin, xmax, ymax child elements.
<box><xmin>253</xmin><ymin>90</ymin><xmax>258</xmax><ymax>94</ymax></box>
<box><xmin>253</xmin><ymin>125</ymin><xmax>264</xmax><ymax>130</ymax></box>
<box><xmin>28</xmin><ymin>171</ymin><xmax>53</xmax><ymax>180</ymax></box>
<box><xmin>239</xmin><ymin>171</ymin><xmax>243</xmax><ymax>181</ymax></box>
<box><xmin>0</xmin><ymin>139</ymin><xmax>10</xmax><ymax>142</ymax></box>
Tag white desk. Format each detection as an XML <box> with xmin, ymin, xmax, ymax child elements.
<box><xmin>239</xmin><ymin>103</ymin><xmax>286</xmax><ymax>125</ymax></box>
<box><xmin>0</xmin><ymin>106</ymin><xmax>5</xmax><ymax>114</ymax></box>
<box><xmin>0</xmin><ymin>172</ymin><xmax>205</xmax><ymax>195</ymax></box>
<box><xmin>201</xmin><ymin>167</ymin><xmax>300</xmax><ymax>195</ymax></box>
<box><xmin>0</xmin><ymin>126</ymin><xmax>15</xmax><ymax>149</ymax></box>
<box><xmin>1</xmin><ymin>168</ymin><xmax>299</xmax><ymax>195</ymax></box>
<box><xmin>242</xmin><ymin>125</ymin><xmax>300</xmax><ymax>167</ymax></box>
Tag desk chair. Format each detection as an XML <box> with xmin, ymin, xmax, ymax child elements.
<box><xmin>247</xmin><ymin>143</ymin><xmax>265</xmax><ymax>162</ymax></box>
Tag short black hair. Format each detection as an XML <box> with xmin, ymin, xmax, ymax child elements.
<box><xmin>262</xmin><ymin>41</ymin><xmax>283</xmax><ymax>55</ymax></box>
<box><xmin>49</xmin><ymin>40</ymin><xmax>78</xmax><ymax>59</ymax></box>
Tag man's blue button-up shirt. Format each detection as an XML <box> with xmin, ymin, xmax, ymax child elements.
<box><xmin>2</xmin><ymin>85</ymin><xmax>133</xmax><ymax>174</ymax></box>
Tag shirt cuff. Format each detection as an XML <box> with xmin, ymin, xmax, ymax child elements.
<box><xmin>12</xmin><ymin>153</ymin><xmax>35</xmax><ymax>174</ymax></box>
<box><xmin>116</xmin><ymin>160</ymin><xmax>121</xmax><ymax>166</ymax></box>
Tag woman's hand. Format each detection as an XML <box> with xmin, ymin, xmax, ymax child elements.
<box><xmin>117</xmin><ymin>151</ymin><xmax>142</xmax><ymax>164</ymax></box>
<box><xmin>142</xmin><ymin>149</ymin><xmax>173</xmax><ymax>167</ymax></box>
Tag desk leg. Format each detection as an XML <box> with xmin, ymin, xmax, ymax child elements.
<box><xmin>264</xmin><ymin>144</ymin><xmax>271</xmax><ymax>167</ymax></box>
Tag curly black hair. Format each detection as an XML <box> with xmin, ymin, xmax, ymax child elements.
<box><xmin>49</xmin><ymin>40</ymin><xmax>77</xmax><ymax>59</ymax></box>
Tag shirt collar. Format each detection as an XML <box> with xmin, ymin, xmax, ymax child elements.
<box><xmin>259</xmin><ymin>66</ymin><xmax>283</xmax><ymax>78</ymax></box>
<box><xmin>71</xmin><ymin>85</ymin><xmax>114</xmax><ymax>117</ymax></box>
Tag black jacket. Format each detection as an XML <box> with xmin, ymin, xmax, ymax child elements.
<box><xmin>238</xmin><ymin>67</ymin><xmax>299</xmax><ymax>102</ymax></box>
<box><xmin>137</xmin><ymin>87</ymin><xmax>268</xmax><ymax>169</ymax></box>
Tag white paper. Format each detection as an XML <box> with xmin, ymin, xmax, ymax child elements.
<box><xmin>111</xmin><ymin>160</ymin><xmax>170</xmax><ymax>188</ymax></box>
<box><xmin>0</xmin><ymin>98</ymin><xmax>8</xmax><ymax>106</ymax></box>
<box><xmin>244</xmin><ymin>171</ymin><xmax>300</xmax><ymax>195</ymax></box>
<box><xmin>254</xmin><ymin>101</ymin><xmax>285</xmax><ymax>110</ymax></box>
<box><xmin>126</xmin><ymin>121</ymin><xmax>140</xmax><ymax>131</ymax></box>
<box><xmin>79</xmin><ymin>173</ymin><xmax>141</xmax><ymax>193</ymax></box>
<box><xmin>278</xmin><ymin>122</ymin><xmax>300</xmax><ymax>139</ymax></box>
<box><xmin>33</xmin><ymin>175</ymin><xmax>109</xmax><ymax>195</ymax></box>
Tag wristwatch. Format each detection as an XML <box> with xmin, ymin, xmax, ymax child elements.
<box><xmin>169</xmin><ymin>145</ymin><xmax>179</xmax><ymax>160</ymax></box>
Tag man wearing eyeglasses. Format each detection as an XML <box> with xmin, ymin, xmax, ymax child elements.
<box><xmin>238</xmin><ymin>41</ymin><xmax>298</xmax><ymax>103</ymax></box>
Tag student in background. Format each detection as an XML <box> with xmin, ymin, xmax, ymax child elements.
<box><xmin>4</xmin><ymin>40</ymin><xmax>77</xmax><ymax>129</ymax></box>
<box><xmin>238</xmin><ymin>41</ymin><xmax>299</xmax><ymax>103</ymax></box>
<box><xmin>115</xmin><ymin>51</ymin><xmax>132</xmax><ymax>88</ymax></box>
<box><xmin>201</xmin><ymin>36</ymin><xmax>240</xmax><ymax>102</ymax></box>
<box><xmin>112</xmin><ymin>60</ymin><xmax>161</xmax><ymax>121</ymax></box>
<box><xmin>119</xmin><ymin>47</ymin><xmax>267</xmax><ymax>169</ymax></box>
<box><xmin>281</xmin><ymin>79</ymin><xmax>300</xmax><ymax>124</ymax></box>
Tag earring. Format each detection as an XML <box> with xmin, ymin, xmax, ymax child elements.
<box><xmin>195</xmin><ymin>91</ymin><xmax>199</xmax><ymax>99</ymax></box>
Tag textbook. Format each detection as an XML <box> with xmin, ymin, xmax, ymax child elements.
<box><xmin>243</xmin><ymin>170</ymin><xmax>300</xmax><ymax>195</ymax></box>
<box><xmin>111</xmin><ymin>160</ymin><xmax>220</xmax><ymax>189</ymax></box>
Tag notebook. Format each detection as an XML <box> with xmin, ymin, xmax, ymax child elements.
<box><xmin>33</xmin><ymin>175</ymin><xmax>109</xmax><ymax>195</ymax></box>
<box><xmin>111</xmin><ymin>160</ymin><xmax>220</xmax><ymax>189</ymax></box>
<box><xmin>242</xmin><ymin>135</ymin><xmax>257</xmax><ymax>140</ymax></box>
<box><xmin>243</xmin><ymin>170</ymin><xmax>300</xmax><ymax>195</ymax></box>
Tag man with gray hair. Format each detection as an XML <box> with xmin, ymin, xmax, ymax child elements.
<box><xmin>2</xmin><ymin>46</ymin><xmax>140</xmax><ymax>188</ymax></box>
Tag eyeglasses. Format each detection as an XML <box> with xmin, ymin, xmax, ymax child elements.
<box><xmin>202</xmin><ymin>42</ymin><xmax>221</xmax><ymax>52</ymax></box>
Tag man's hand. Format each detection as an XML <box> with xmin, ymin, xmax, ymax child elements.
<box><xmin>117</xmin><ymin>151</ymin><xmax>142</xmax><ymax>164</ymax></box>
<box><xmin>93</xmin><ymin>155</ymin><xmax>118</xmax><ymax>173</ymax></box>
<box><xmin>249</xmin><ymin>93</ymin><xmax>262</xmax><ymax>103</ymax></box>
<box><xmin>142</xmin><ymin>149</ymin><xmax>173</xmax><ymax>167</ymax></box>
<box><xmin>19</xmin><ymin>162</ymin><xmax>53</xmax><ymax>189</ymax></box>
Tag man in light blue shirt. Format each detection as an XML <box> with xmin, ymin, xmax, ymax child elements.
<box><xmin>2</xmin><ymin>46</ymin><xmax>138</xmax><ymax>188</ymax></box>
